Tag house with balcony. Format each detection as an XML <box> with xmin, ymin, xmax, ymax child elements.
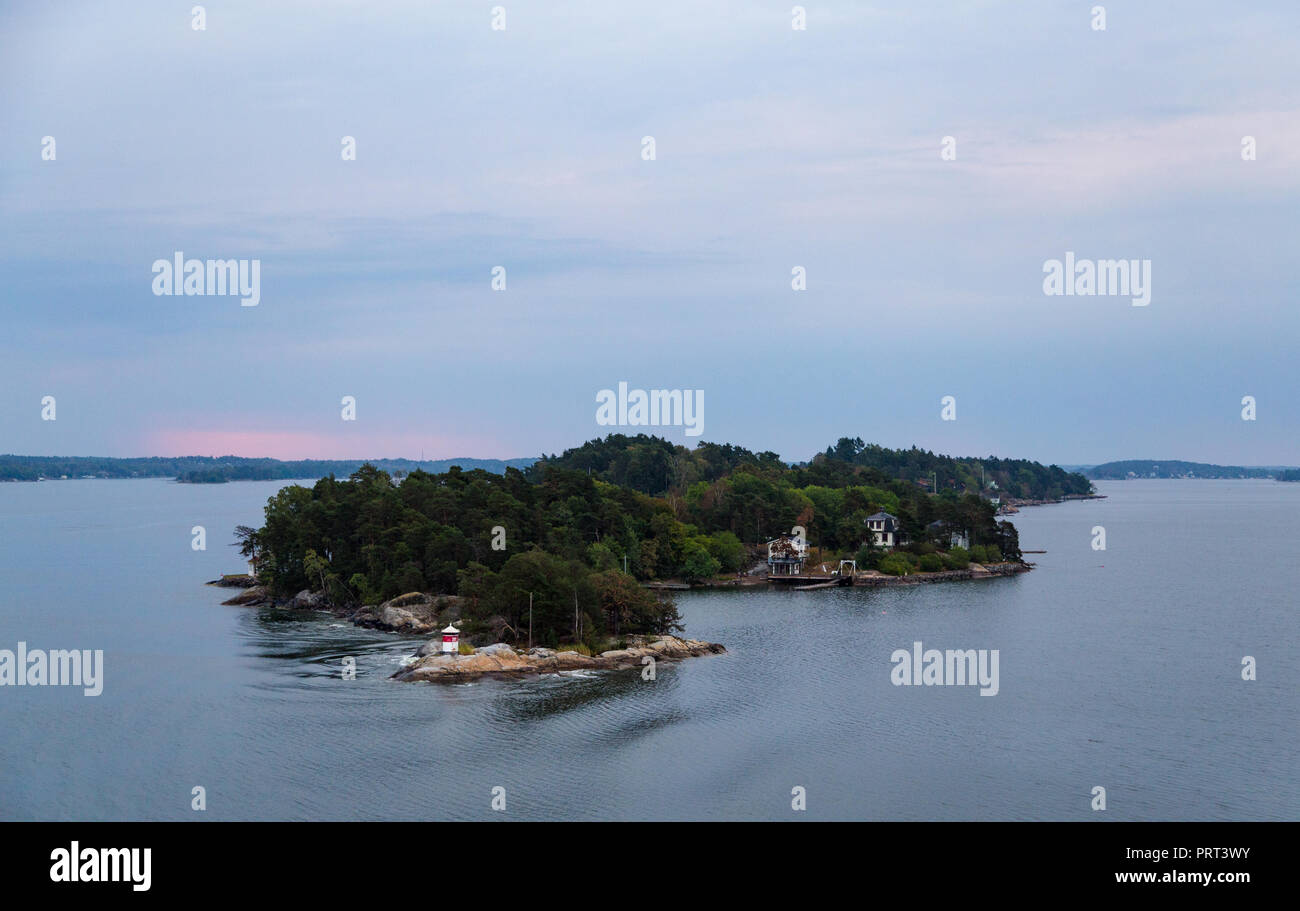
<box><xmin>766</xmin><ymin>533</ymin><xmax>809</xmax><ymax>576</ymax></box>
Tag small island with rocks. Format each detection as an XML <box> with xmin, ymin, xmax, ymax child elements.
<box><xmin>210</xmin><ymin>580</ymin><xmax>725</xmax><ymax>682</ymax></box>
<box><xmin>207</xmin><ymin>434</ymin><xmax>1081</xmax><ymax>685</ymax></box>
<box><xmin>395</xmin><ymin>636</ymin><xmax>725</xmax><ymax>682</ymax></box>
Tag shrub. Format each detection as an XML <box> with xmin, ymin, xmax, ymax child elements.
<box><xmin>945</xmin><ymin>547</ymin><xmax>970</xmax><ymax>569</ymax></box>
<box><xmin>919</xmin><ymin>553</ymin><xmax>944</xmax><ymax>572</ymax></box>
<box><xmin>348</xmin><ymin>573</ymin><xmax>380</xmax><ymax>606</ymax></box>
<box><xmin>458</xmin><ymin>641</ymin><xmax>475</xmax><ymax>655</ymax></box>
<box><xmin>856</xmin><ymin>545</ymin><xmax>884</xmax><ymax>569</ymax></box>
<box><xmin>681</xmin><ymin>537</ymin><xmax>721</xmax><ymax>582</ymax></box>
<box><xmin>705</xmin><ymin>531</ymin><xmax>746</xmax><ymax>573</ymax></box>
<box><xmin>878</xmin><ymin>554</ymin><xmax>913</xmax><ymax>576</ymax></box>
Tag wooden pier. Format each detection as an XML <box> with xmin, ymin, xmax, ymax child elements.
<box><xmin>768</xmin><ymin>573</ymin><xmax>852</xmax><ymax>589</ymax></box>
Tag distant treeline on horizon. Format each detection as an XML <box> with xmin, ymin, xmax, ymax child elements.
<box><xmin>0</xmin><ymin>442</ymin><xmax>1095</xmax><ymax>496</ymax></box>
<box><xmin>0</xmin><ymin>455</ymin><xmax>538</xmax><ymax>483</ymax></box>
<box><xmin>1085</xmin><ymin>459</ymin><xmax>1300</xmax><ymax>480</ymax></box>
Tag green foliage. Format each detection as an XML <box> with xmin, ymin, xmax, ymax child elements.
<box><xmin>820</xmin><ymin>437</ymin><xmax>1092</xmax><ymax>500</ymax></box>
<box><xmin>681</xmin><ymin>537</ymin><xmax>722</xmax><ymax>582</ymax></box>
<box><xmin>944</xmin><ymin>547</ymin><xmax>971</xmax><ymax>570</ymax></box>
<box><xmin>918</xmin><ymin>553</ymin><xmax>945</xmax><ymax>572</ymax></box>
<box><xmin>877</xmin><ymin>554</ymin><xmax>915</xmax><ymax>576</ymax></box>
<box><xmin>994</xmin><ymin>520</ymin><xmax>1022</xmax><ymax>561</ymax></box>
<box><xmin>347</xmin><ymin>573</ymin><xmax>379</xmax><ymax>605</ymax></box>
<box><xmin>586</xmin><ymin>541</ymin><xmax>619</xmax><ymax>571</ymax></box>
<box><xmin>704</xmin><ymin>530</ymin><xmax>746</xmax><ymax>573</ymax></box>
<box><xmin>590</xmin><ymin>569</ymin><xmax>682</xmax><ymax>636</ymax></box>
<box><xmin>854</xmin><ymin>544</ymin><xmax>881</xmax><ymax>570</ymax></box>
<box><xmin>246</xmin><ymin>434</ymin><xmax>1034</xmax><ymax>644</ymax></box>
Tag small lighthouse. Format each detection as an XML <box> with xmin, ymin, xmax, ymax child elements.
<box><xmin>441</xmin><ymin>623</ymin><xmax>460</xmax><ymax>655</ymax></box>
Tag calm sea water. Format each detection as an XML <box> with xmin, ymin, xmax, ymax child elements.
<box><xmin>0</xmin><ymin>478</ymin><xmax>1295</xmax><ymax>821</ymax></box>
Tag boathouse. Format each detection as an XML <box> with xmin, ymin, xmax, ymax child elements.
<box><xmin>766</xmin><ymin>533</ymin><xmax>808</xmax><ymax>576</ymax></box>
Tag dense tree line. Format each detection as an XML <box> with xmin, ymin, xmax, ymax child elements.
<box><xmin>242</xmin><ymin>435</ymin><xmax>1037</xmax><ymax>647</ymax></box>
<box><xmin>533</xmin><ymin>434</ymin><xmax>1091</xmax><ymax>501</ymax></box>
<box><xmin>823</xmin><ymin>438</ymin><xmax>1093</xmax><ymax>500</ymax></box>
<box><xmin>240</xmin><ymin>463</ymin><xmax>691</xmax><ymax>650</ymax></box>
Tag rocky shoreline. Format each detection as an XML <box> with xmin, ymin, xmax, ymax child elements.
<box><xmin>211</xmin><ymin>561</ymin><xmax>1033</xmax><ymax>627</ymax></box>
<box><xmin>852</xmin><ymin>561</ymin><xmax>1032</xmax><ymax>586</ymax></box>
<box><xmin>207</xmin><ymin>580</ymin><xmax>727</xmax><ymax>680</ymax></box>
<box><xmin>997</xmin><ymin>493</ymin><xmax>1106</xmax><ymax>514</ymax></box>
<box><xmin>207</xmin><ymin>561</ymin><xmax>1025</xmax><ymax>684</ymax></box>
<box><xmin>393</xmin><ymin>636</ymin><xmax>726</xmax><ymax>682</ymax></box>
<box><xmin>211</xmin><ymin>582</ymin><xmax>458</xmax><ymax>635</ymax></box>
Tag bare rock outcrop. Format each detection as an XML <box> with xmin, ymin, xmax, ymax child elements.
<box><xmin>393</xmin><ymin>635</ymin><xmax>725</xmax><ymax>683</ymax></box>
<box><xmin>221</xmin><ymin>585</ymin><xmax>271</xmax><ymax>606</ymax></box>
<box><xmin>352</xmin><ymin>592</ymin><xmax>444</xmax><ymax>634</ymax></box>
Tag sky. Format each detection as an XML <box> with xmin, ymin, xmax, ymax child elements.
<box><xmin>1</xmin><ymin>0</ymin><xmax>1298</xmax><ymax>466</ymax></box>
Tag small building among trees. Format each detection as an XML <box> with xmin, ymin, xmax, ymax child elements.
<box><xmin>865</xmin><ymin>511</ymin><xmax>906</xmax><ymax>549</ymax></box>
<box><xmin>927</xmin><ymin>519</ymin><xmax>969</xmax><ymax>550</ymax></box>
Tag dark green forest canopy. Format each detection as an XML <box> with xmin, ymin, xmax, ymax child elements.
<box><xmin>241</xmin><ymin>435</ymin><xmax>1049</xmax><ymax>647</ymax></box>
<box><xmin>532</xmin><ymin>433</ymin><xmax>1092</xmax><ymax>500</ymax></box>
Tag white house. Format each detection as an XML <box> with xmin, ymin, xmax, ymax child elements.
<box><xmin>766</xmin><ymin>533</ymin><xmax>809</xmax><ymax>576</ymax></box>
<box><xmin>927</xmin><ymin>519</ymin><xmax>969</xmax><ymax>551</ymax></box>
<box><xmin>865</xmin><ymin>511</ymin><xmax>905</xmax><ymax>549</ymax></box>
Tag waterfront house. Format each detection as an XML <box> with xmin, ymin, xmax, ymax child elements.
<box><xmin>927</xmin><ymin>519</ymin><xmax>969</xmax><ymax>551</ymax></box>
<box><xmin>766</xmin><ymin>533</ymin><xmax>808</xmax><ymax>576</ymax></box>
<box><xmin>865</xmin><ymin>511</ymin><xmax>905</xmax><ymax>549</ymax></box>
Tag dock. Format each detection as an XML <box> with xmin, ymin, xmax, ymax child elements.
<box><xmin>769</xmin><ymin>573</ymin><xmax>851</xmax><ymax>589</ymax></box>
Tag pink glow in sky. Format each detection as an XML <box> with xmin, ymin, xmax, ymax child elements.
<box><xmin>144</xmin><ymin>429</ymin><xmax>511</xmax><ymax>461</ymax></box>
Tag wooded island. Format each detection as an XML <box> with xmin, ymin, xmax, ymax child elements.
<box><xmin>228</xmin><ymin>435</ymin><xmax>1090</xmax><ymax>653</ymax></box>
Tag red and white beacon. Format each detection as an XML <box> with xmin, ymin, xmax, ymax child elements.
<box><xmin>441</xmin><ymin>623</ymin><xmax>460</xmax><ymax>655</ymax></box>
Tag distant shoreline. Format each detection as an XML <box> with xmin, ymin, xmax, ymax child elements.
<box><xmin>1083</xmin><ymin>459</ymin><xmax>1299</xmax><ymax>481</ymax></box>
<box><xmin>0</xmin><ymin>454</ymin><xmax>537</xmax><ymax>483</ymax></box>
<box><xmin>995</xmin><ymin>492</ymin><xmax>1107</xmax><ymax>515</ymax></box>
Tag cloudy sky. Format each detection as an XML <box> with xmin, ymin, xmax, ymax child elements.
<box><xmin>2</xmin><ymin>0</ymin><xmax>1297</xmax><ymax>465</ymax></box>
